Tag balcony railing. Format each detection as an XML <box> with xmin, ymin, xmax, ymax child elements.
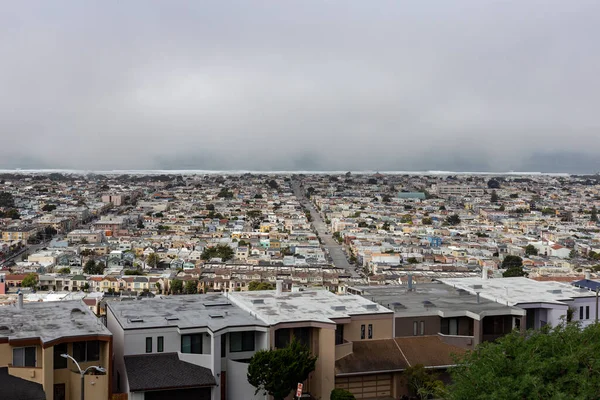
<box><xmin>8</xmin><ymin>365</ymin><xmax>44</xmax><ymax>384</ymax></box>
<box><xmin>335</xmin><ymin>340</ymin><xmax>353</xmax><ymax>360</ymax></box>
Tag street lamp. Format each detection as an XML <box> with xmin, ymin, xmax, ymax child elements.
<box><xmin>61</xmin><ymin>354</ymin><xmax>106</xmax><ymax>400</ymax></box>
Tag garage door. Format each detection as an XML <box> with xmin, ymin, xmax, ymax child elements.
<box><xmin>335</xmin><ymin>374</ymin><xmax>392</xmax><ymax>399</ymax></box>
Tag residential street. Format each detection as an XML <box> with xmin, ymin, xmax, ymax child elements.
<box><xmin>291</xmin><ymin>180</ymin><xmax>360</xmax><ymax>277</ymax></box>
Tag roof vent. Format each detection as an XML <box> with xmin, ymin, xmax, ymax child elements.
<box><xmin>165</xmin><ymin>316</ymin><xmax>179</xmax><ymax>321</ymax></box>
<box><xmin>391</xmin><ymin>302</ymin><xmax>406</xmax><ymax>310</ymax></box>
<box><xmin>128</xmin><ymin>318</ymin><xmax>144</xmax><ymax>323</ymax></box>
<box><xmin>250</xmin><ymin>299</ymin><xmax>265</xmax><ymax>305</ymax></box>
<box><xmin>331</xmin><ymin>305</ymin><xmax>346</xmax><ymax>311</ymax></box>
<box><xmin>363</xmin><ymin>304</ymin><xmax>378</xmax><ymax>310</ymax></box>
<box><xmin>422</xmin><ymin>300</ymin><xmax>435</xmax><ymax>308</ymax></box>
<box><xmin>472</xmin><ymin>284</ymin><xmax>483</xmax><ymax>289</ymax></box>
<box><xmin>547</xmin><ymin>289</ymin><xmax>562</xmax><ymax>294</ymax></box>
<box><xmin>456</xmin><ymin>289</ymin><xmax>469</xmax><ymax>296</ymax></box>
<box><xmin>203</xmin><ymin>302</ymin><xmax>232</xmax><ymax>307</ymax></box>
<box><xmin>209</xmin><ymin>314</ymin><xmax>224</xmax><ymax>319</ymax></box>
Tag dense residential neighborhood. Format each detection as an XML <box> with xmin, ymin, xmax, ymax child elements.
<box><xmin>2</xmin><ymin>171</ymin><xmax>600</xmax><ymax>399</ymax></box>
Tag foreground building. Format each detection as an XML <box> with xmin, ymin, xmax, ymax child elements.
<box><xmin>0</xmin><ymin>295</ymin><xmax>112</xmax><ymax>400</ymax></box>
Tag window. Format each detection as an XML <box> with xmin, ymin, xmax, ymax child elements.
<box><xmin>580</xmin><ymin>307</ymin><xmax>584</xmax><ymax>320</ymax></box>
<box><xmin>13</xmin><ymin>347</ymin><xmax>36</xmax><ymax>367</ymax></box>
<box><xmin>230</xmin><ymin>331</ymin><xmax>255</xmax><ymax>352</ymax></box>
<box><xmin>293</xmin><ymin>328</ymin><xmax>310</xmax><ymax>348</ymax></box>
<box><xmin>53</xmin><ymin>343</ymin><xmax>68</xmax><ymax>369</ymax></box>
<box><xmin>368</xmin><ymin>324</ymin><xmax>373</xmax><ymax>339</ymax></box>
<box><xmin>275</xmin><ymin>329</ymin><xmax>290</xmax><ymax>349</ymax></box>
<box><xmin>335</xmin><ymin>325</ymin><xmax>344</xmax><ymax>345</ymax></box>
<box><xmin>360</xmin><ymin>324</ymin><xmax>365</xmax><ymax>340</ymax></box>
<box><xmin>73</xmin><ymin>341</ymin><xmax>99</xmax><ymax>362</ymax></box>
<box><xmin>221</xmin><ymin>335</ymin><xmax>226</xmax><ymax>357</ymax></box>
<box><xmin>413</xmin><ymin>321</ymin><xmax>418</xmax><ymax>336</ymax></box>
<box><xmin>420</xmin><ymin>321</ymin><xmax>425</xmax><ymax>336</ymax></box>
<box><xmin>157</xmin><ymin>337</ymin><xmax>164</xmax><ymax>353</ymax></box>
<box><xmin>181</xmin><ymin>334</ymin><xmax>202</xmax><ymax>354</ymax></box>
<box><xmin>586</xmin><ymin>306</ymin><xmax>590</xmax><ymax>320</ymax></box>
<box><xmin>146</xmin><ymin>337</ymin><xmax>152</xmax><ymax>353</ymax></box>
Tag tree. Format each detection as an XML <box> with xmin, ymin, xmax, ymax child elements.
<box><xmin>137</xmin><ymin>220</ymin><xmax>144</xmax><ymax>229</ymax></box>
<box><xmin>83</xmin><ymin>259</ymin><xmax>105</xmax><ymax>275</ymax></box>
<box><xmin>524</xmin><ymin>244</ymin><xmax>538</xmax><ymax>256</ymax></box>
<box><xmin>592</xmin><ymin>206</ymin><xmax>598</xmax><ymax>223</ymax></box>
<box><xmin>205</xmin><ymin>203</ymin><xmax>215</xmax><ymax>211</ymax></box>
<box><xmin>382</xmin><ymin>195</ymin><xmax>392</xmax><ymax>203</ymax></box>
<box><xmin>6</xmin><ymin>209</ymin><xmax>20</xmax><ymax>219</ymax></box>
<box><xmin>422</xmin><ymin>217</ymin><xmax>433</xmax><ymax>225</ymax></box>
<box><xmin>41</xmin><ymin>204</ymin><xmax>57</xmax><ymax>212</ymax></box>
<box><xmin>22</xmin><ymin>273</ymin><xmax>38</xmax><ymax>288</ymax></box>
<box><xmin>0</xmin><ymin>191</ymin><xmax>15</xmax><ymax>208</ymax></box>
<box><xmin>267</xmin><ymin>179</ymin><xmax>279</xmax><ymax>189</ymax></box>
<box><xmin>170</xmin><ymin>279</ymin><xmax>183</xmax><ymax>294</ymax></box>
<box><xmin>201</xmin><ymin>244</ymin><xmax>234</xmax><ymax>262</ymax></box>
<box><xmin>184</xmin><ymin>280</ymin><xmax>198</xmax><ymax>294</ymax></box>
<box><xmin>446</xmin><ymin>214</ymin><xmax>461</xmax><ymax>226</ymax></box>
<box><xmin>449</xmin><ymin>323</ymin><xmax>600</xmax><ymax>400</ymax></box>
<box><xmin>44</xmin><ymin>226</ymin><xmax>57</xmax><ymax>236</ymax></box>
<box><xmin>248</xmin><ymin>281</ymin><xmax>275</xmax><ymax>291</ymax></box>
<box><xmin>247</xmin><ymin>339</ymin><xmax>317</xmax><ymax>400</ymax></box>
<box><xmin>146</xmin><ymin>253</ymin><xmax>160</xmax><ymax>268</ymax></box>
<box><xmin>487</xmin><ymin>179</ymin><xmax>500</xmax><ymax>189</ymax></box>
<box><xmin>57</xmin><ymin>267</ymin><xmax>71</xmax><ymax>274</ymax></box>
<box><xmin>404</xmin><ymin>364</ymin><xmax>447</xmax><ymax>400</ymax></box>
<box><xmin>491</xmin><ymin>190</ymin><xmax>499</xmax><ymax>203</ymax></box>
<box><xmin>502</xmin><ymin>255</ymin><xmax>527</xmax><ymax>277</ymax></box>
<box><xmin>330</xmin><ymin>388</ymin><xmax>356</xmax><ymax>400</ymax></box>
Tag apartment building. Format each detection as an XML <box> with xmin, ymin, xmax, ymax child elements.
<box><xmin>350</xmin><ymin>280</ymin><xmax>526</xmax><ymax>349</ymax></box>
<box><xmin>0</xmin><ymin>296</ymin><xmax>112</xmax><ymax>400</ymax></box>
<box><xmin>433</xmin><ymin>184</ymin><xmax>485</xmax><ymax>197</ymax></box>
<box><xmin>106</xmin><ymin>294</ymin><xmax>268</xmax><ymax>400</ymax></box>
<box><xmin>440</xmin><ymin>277</ymin><xmax>599</xmax><ymax>329</ymax></box>
<box><xmin>2</xmin><ymin>225</ymin><xmax>40</xmax><ymax>242</ymax></box>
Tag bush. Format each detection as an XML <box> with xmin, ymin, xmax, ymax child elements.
<box><xmin>331</xmin><ymin>388</ymin><xmax>355</xmax><ymax>400</ymax></box>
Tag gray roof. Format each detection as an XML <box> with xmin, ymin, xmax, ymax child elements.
<box><xmin>107</xmin><ymin>294</ymin><xmax>266</xmax><ymax>332</ymax></box>
<box><xmin>228</xmin><ymin>289</ymin><xmax>392</xmax><ymax>325</ymax></box>
<box><xmin>0</xmin><ymin>367</ymin><xmax>46</xmax><ymax>400</ymax></box>
<box><xmin>0</xmin><ymin>300</ymin><xmax>111</xmax><ymax>344</ymax></box>
<box><xmin>352</xmin><ymin>282</ymin><xmax>525</xmax><ymax>319</ymax></box>
<box><xmin>125</xmin><ymin>353</ymin><xmax>216</xmax><ymax>392</ymax></box>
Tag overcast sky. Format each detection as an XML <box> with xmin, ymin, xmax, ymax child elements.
<box><xmin>1</xmin><ymin>1</ymin><xmax>599</xmax><ymax>172</ymax></box>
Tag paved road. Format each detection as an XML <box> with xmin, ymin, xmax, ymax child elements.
<box><xmin>291</xmin><ymin>180</ymin><xmax>360</xmax><ymax>278</ymax></box>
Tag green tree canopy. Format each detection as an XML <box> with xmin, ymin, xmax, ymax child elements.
<box><xmin>247</xmin><ymin>339</ymin><xmax>317</xmax><ymax>400</ymax></box>
<box><xmin>248</xmin><ymin>281</ymin><xmax>275</xmax><ymax>291</ymax></box>
<box><xmin>524</xmin><ymin>244</ymin><xmax>538</xmax><ymax>256</ymax></box>
<box><xmin>446</xmin><ymin>214</ymin><xmax>461</xmax><ymax>226</ymax></box>
<box><xmin>330</xmin><ymin>388</ymin><xmax>356</xmax><ymax>400</ymax></box>
<box><xmin>146</xmin><ymin>253</ymin><xmax>160</xmax><ymax>268</ymax></box>
<box><xmin>201</xmin><ymin>244</ymin><xmax>234</xmax><ymax>261</ymax></box>
<box><xmin>501</xmin><ymin>255</ymin><xmax>527</xmax><ymax>277</ymax></box>
<box><xmin>83</xmin><ymin>259</ymin><xmax>105</xmax><ymax>275</ymax></box>
<box><xmin>41</xmin><ymin>204</ymin><xmax>57</xmax><ymax>212</ymax></box>
<box><xmin>491</xmin><ymin>190</ymin><xmax>499</xmax><ymax>203</ymax></box>
<box><xmin>0</xmin><ymin>191</ymin><xmax>15</xmax><ymax>208</ymax></box>
<box><xmin>170</xmin><ymin>279</ymin><xmax>183</xmax><ymax>294</ymax></box>
<box><xmin>184</xmin><ymin>280</ymin><xmax>198</xmax><ymax>294</ymax></box>
<box><xmin>22</xmin><ymin>273</ymin><xmax>38</xmax><ymax>288</ymax></box>
<box><xmin>449</xmin><ymin>323</ymin><xmax>600</xmax><ymax>400</ymax></box>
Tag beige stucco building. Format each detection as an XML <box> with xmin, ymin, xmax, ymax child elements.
<box><xmin>0</xmin><ymin>297</ymin><xmax>112</xmax><ymax>400</ymax></box>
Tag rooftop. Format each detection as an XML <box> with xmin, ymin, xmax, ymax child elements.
<box><xmin>227</xmin><ymin>289</ymin><xmax>392</xmax><ymax>325</ymax></box>
<box><xmin>439</xmin><ymin>277</ymin><xmax>595</xmax><ymax>306</ymax></box>
<box><xmin>0</xmin><ymin>300</ymin><xmax>111</xmax><ymax>344</ymax></box>
<box><xmin>107</xmin><ymin>293</ymin><xmax>266</xmax><ymax>332</ymax></box>
<box><xmin>351</xmin><ymin>282</ymin><xmax>524</xmax><ymax>319</ymax></box>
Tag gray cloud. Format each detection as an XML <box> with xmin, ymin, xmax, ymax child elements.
<box><xmin>1</xmin><ymin>0</ymin><xmax>600</xmax><ymax>172</ymax></box>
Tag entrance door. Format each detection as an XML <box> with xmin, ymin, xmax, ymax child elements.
<box><xmin>54</xmin><ymin>384</ymin><xmax>66</xmax><ymax>400</ymax></box>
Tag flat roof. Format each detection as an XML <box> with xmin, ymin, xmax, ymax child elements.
<box><xmin>439</xmin><ymin>277</ymin><xmax>594</xmax><ymax>306</ymax></box>
<box><xmin>352</xmin><ymin>283</ymin><xmax>524</xmax><ymax>319</ymax></box>
<box><xmin>107</xmin><ymin>294</ymin><xmax>266</xmax><ymax>332</ymax></box>
<box><xmin>0</xmin><ymin>300</ymin><xmax>111</xmax><ymax>343</ymax></box>
<box><xmin>227</xmin><ymin>289</ymin><xmax>392</xmax><ymax>325</ymax></box>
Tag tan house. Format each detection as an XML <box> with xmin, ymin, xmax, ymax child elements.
<box><xmin>0</xmin><ymin>297</ymin><xmax>112</xmax><ymax>400</ymax></box>
<box><xmin>2</xmin><ymin>225</ymin><xmax>39</xmax><ymax>242</ymax></box>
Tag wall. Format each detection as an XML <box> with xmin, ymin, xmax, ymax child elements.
<box><xmin>313</xmin><ymin>327</ymin><xmax>335</xmax><ymax>400</ymax></box>
<box><xmin>394</xmin><ymin>316</ymin><xmax>440</xmax><ymax>337</ymax></box>
<box><xmin>0</xmin><ymin>342</ymin><xmax>12</xmax><ymax>365</ymax></box>
<box><xmin>7</xmin><ymin>365</ymin><xmax>44</xmax><ymax>384</ymax></box>
<box><xmin>227</xmin><ymin>359</ymin><xmax>267</xmax><ymax>400</ymax></box>
<box><xmin>343</xmin><ymin>314</ymin><xmax>394</xmax><ymax>342</ymax></box>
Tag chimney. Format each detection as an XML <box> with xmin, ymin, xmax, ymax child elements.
<box><xmin>276</xmin><ymin>280</ymin><xmax>283</xmax><ymax>296</ymax></box>
<box><xmin>482</xmin><ymin>267</ymin><xmax>488</xmax><ymax>280</ymax></box>
<box><xmin>585</xmin><ymin>271</ymin><xmax>591</xmax><ymax>280</ymax></box>
<box><xmin>407</xmin><ymin>274</ymin><xmax>413</xmax><ymax>291</ymax></box>
<box><xmin>18</xmin><ymin>292</ymin><xmax>23</xmax><ymax>309</ymax></box>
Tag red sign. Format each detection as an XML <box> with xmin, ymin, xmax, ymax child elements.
<box><xmin>296</xmin><ymin>383</ymin><xmax>303</xmax><ymax>397</ymax></box>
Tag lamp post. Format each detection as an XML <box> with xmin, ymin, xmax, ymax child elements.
<box><xmin>61</xmin><ymin>354</ymin><xmax>106</xmax><ymax>400</ymax></box>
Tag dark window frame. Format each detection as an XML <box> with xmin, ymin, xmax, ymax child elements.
<box><xmin>73</xmin><ymin>341</ymin><xmax>100</xmax><ymax>363</ymax></box>
<box><xmin>230</xmin><ymin>331</ymin><xmax>255</xmax><ymax>352</ymax></box>
<box><xmin>157</xmin><ymin>336</ymin><xmax>164</xmax><ymax>353</ymax></box>
<box><xmin>360</xmin><ymin>324</ymin><xmax>365</xmax><ymax>340</ymax></box>
<box><xmin>335</xmin><ymin>325</ymin><xmax>344</xmax><ymax>345</ymax></box>
<box><xmin>368</xmin><ymin>324</ymin><xmax>373</xmax><ymax>339</ymax></box>
<box><xmin>586</xmin><ymin>306</ymin><xmax>590</xmax><ymax>320</ymax></box>
<box><xmin>53</xmin><ymin>343</ymin><xmax>68</xmax><ymax>369</ymax></box>
<box><xmin>13</xmin><ymin>346</ymin><xmax>36</xmax><ymax>367</ymax></box>
<box><xmin>146</xmin><ymin>337</ymin><xmax>152</xmax><ymax>353</ymax></box>
<box><xmin>181</xmin><ymin>334</ymin><xmax>203</xmax><ymax>354</ymax></box>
